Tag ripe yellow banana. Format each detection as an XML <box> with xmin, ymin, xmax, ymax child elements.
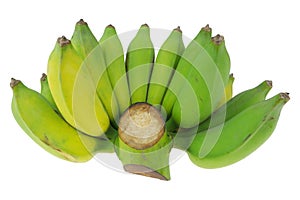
<box><xmin>47</xmin><ymin>36</ymin><xmax>109</xmax><ymax>137</ymax></box>
<box><xmin>11</xmin><ymin>79</ymin><xmax>113</xmax><ymax>162</ymax></box>
<box><xmin>99</xmin><ymin>24</ymin><xmax>131</xmax><ymax>115</ymax></box>
<box><xmin>70</xmin><ymin>19</ymin><xmax>119</xmax><ymax>128</ymax></box>
<box><xmin>147</xmin><ymin>27</ymin><xmax>185</xmax><ymax>112</ymax></box>
<box><xmin>126</xmin><ymin>24</ymin><xmax>155</xmax><ymax>104</ymax></box>
<box><xmin>187</xmin><ymin>93</ymin><xmax>289</xmax><ymax>168</ymax></box>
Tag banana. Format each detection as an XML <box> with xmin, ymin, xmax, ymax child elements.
<box><xmin>187</xmin><ymin>93</ymin><xmax>289</xmax><ymax>168</ymax></box>
<box><xmin>47</xmin><ymin>36</ymin><xmax>110</xmax><ymax>137</ymax></box>
<box><xmin>126</xmin><ymin>24</ymin><xmax>155</xmax><ymax>104</ymax></box>
<box><xmin>11</xmin><ymin>79</ymin><xmax>114</xmax><ymax>162</ymax></box>
<box><xmin>197</xmin><ymin>80</ymin><xmax>272</xmax><ymax>132</ymax></box>
<box><xmin>40</xmin><ymin>73</ymin><xmax>59</xmax><ymax>113</ymax></box>
<box><xmin>147</xmin><ymin>26</ymin><xmax>185</xmax><ymax>111</ymax></box>
<box><xmin>216</xmin><ymin>73</ymin><xmax>234</xmax><ymax>108</ymax></box>
<box><xmin>99</xmin><ymin>24</ymin><xmax>131</xmax><ymax>115</ymax></box>
<box><xmin>162</xmin><ymin>25</ymin><xmax>212</xmax><ymax>118</ymax></box>
<box><xmin>70</xmin><ymin>19</ymin><xmax>119</xmax><ymax>128</ymax></box>
<box><xmin>170</xmin><ymin>25</ymin><xmax>231</xmax><ymax>128</ymax></box>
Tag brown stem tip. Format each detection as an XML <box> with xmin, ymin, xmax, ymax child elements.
<box><xmin>266</xmin><ymin>80</ymin><xmax>273</xmax><ymax>88</ymax></box>
<box><xmin>106</xmin><ymin>24</ymin><xmax>115</xmax><ymax>29</ymax></box>
<box><xmin>141</xmin><ymin>23</ymin><xmax>149</xmax><ymax>28</ymax></box>
<box><xmin>76</xmin><ymin>19</ymin><xmax>87</xmax><ymax>25</ymax></box>
<box><xmin>280</xmin><ymin>92</ymin><xmax>290</xmax><ymax>102</ymax></box>
<box><xmin>40</xmin><ymin>73</ymin><xmax>47</xmax><ymax>81</ymax></box>
<box><xmin>10</xmin><ymin>78</ymin><xmax>20</xmax><ymax>88</ymax></box>
<box><xmin>57</xmin><ymin>36</ymin><xmax>71</xmax><ymax>47</ymax></box>
<box><xmin>202</xmin><ymin>24</ymin><xmax>212</xmax><ymax>32</ymax></box>
<box><xmin>212</xmin><ymin>34</ymin><xmax>224</xmax><ymax>45</ymax></box>
<box><xmin>174</xmin><ymin>26</ymin><xmax>182</xmax><ymax>33</ymax></box>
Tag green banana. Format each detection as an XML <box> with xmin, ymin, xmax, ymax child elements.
<box><xmin>70</xmin><ymin>19</ymin><xmax>119</xmax><ymax>127</ymax></box>
<box><xmin>161</xmin><ymin>25</ymin><xmax>212</xmax><ymax>119</ymax></box>
<box><xmin>47</xmin><ymin>36</ymin><xmax>110</xmax><ymax>137</ymax></box>
<box><xmin>170</xmin><ymin>25</ymin><xmax>231</xmax><ymax>128</ymax></box>
<box><xmin>99</xmin><ymin>24</ymin><xmax>131</xmax><ymax>115</ymax></box>
<box><xmin>126</xmin><ymin>24</ymin><xmax>155</xmax><ymax>104</ymax></box>
<box><xmin>198</xmin><ymin>80</ymin><xmax>272</xmax><ymax>132</ymax></box>
<box><xmin>11</xmin><ymin>79</ymin><xmax>114</xmax><ymax>162</ymax></box>
<box><xmin>187</xmin><ymin>92</ymin><xmax>289</xmax><ymax>168</ymax></box>
<box><xmin>40</xmin><ymin>73</ymin><xmax>59</xmax><ymax>113</ymax></box>
<box><xmin>216</xmin><ymin>73</ymin><xmax>234</xmax><ymax>108</ymax></box>
<box><xmin>147</xmin><ymin>27</ymin><xmax>185</xmax><ymax>111</ymax></box>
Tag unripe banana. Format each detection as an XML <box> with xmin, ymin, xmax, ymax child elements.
<box><xmin>147</xmin><ymin>26</ymin><xmax>185</xmax><ymax>111</ymax></box>
<box><xmin>70</xmin><ymin>19</ymin><xmax>119</xmax><ymax>128</ymax></box>
<box><xmin>40</xmin><ymin>73</ymin><xmax>59</xmax><ymax>113</ymax></box>
<box><xmin>126</xmin><ymin>24</ymin><xmax>155</xmax><ymax>104</ymax></box>
<box><xmin>99</xmin><ymin>25</ymin><xmax>131</xmax><ymax>115</ymax></box>
<box><xmin>187</xmin><ymin>93</ymin><xmax>289</xmax><ymax>168</ymax></box>
<box><xmin>11</xmin><ymin>79</ymin><xmax>113</xmax><ymax>162</ymax></box>
<box><xmin>47</xmin><ymin>36</ymin><xmax>109</xmax><ymax>137</ymax></box>
<box><xmin>162</xmin><ymin>25</ymin><xmax>212</xmax><ymax>118</ymax></box>
<box><xmin>198</xmin><ymin>80</ymin><xmax>272</xmax><ymax>132</ymax></box>
<box><xmin>170</xmin><ymin>25</ymin><xmax>231</xmax><ymax>128</ymax></box>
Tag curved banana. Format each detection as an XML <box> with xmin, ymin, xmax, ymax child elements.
<box><xmin>11</xmin><ymin>79</ymin><xmax>113</xmax><ymax>162</ymax></box>
<box><xmin>198</xmin><ymin>80</ymin><xmax>272</xmax><ymax>132</ymax></box>
<box><xmin>40</xmin><ymin>73</ymin><xmax>59</xmax><ymax>113</ymax></box>
<box><xmin>99</xmin><ymin>24</ymin><xmax>131</xmax><ymax>115</ymax></box>
<box><xmin>147</xmin><ymin>26</ymin><xmax>185</xmax><ymax>112</ymax></box>
<box><xmin>187</xmin><ymin>93</ymin><xmax>289</xmax><ymax>168</ymax></box>
<box><xmin>47</xmin><ymin>36</ymin><xmax>109</xmax><ymax>137</ymax></box>
<box><xmin>170</xmin><ymin>25</ymin><xmax>231</xmax><ymax>128</ymax></box>
<box><xmin>126</xmin><ymin>24</ymin><xmax>155</xmax><ymax>104</ymax></box>
<box><xmin>70</xmin><ymin>19</ymin><xmax>119</xmax><ymax>128</ymax></box>
<box><xmin>162</xmin><ymin>25</ymin><xmax>212</xmax><ymax>117</ymax></box>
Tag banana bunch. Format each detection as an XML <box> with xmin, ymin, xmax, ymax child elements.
<box><xmin>11</xmin><ymin>19</ymin><xmax>289</xmax><ymax>180</ymax></box>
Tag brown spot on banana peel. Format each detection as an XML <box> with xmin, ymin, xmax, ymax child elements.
<box><xmin>41</xmin><ymin>135</ymin><xmax>77</xmax><ymax>162</ymax></box>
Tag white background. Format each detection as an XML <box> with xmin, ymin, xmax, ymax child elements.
<box><xmin>1</xmin><ymin>0</ymin><xmax>299</xmax><ymax>199</ymax></box>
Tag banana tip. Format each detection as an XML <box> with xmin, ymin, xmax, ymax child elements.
<box><xmin>76</xmin><ymin>19</ymin><xmax>87</xmax><ymax>25</ymax></box>
<box><xmin>57</xmin><ymin>36</ymin><xmax>71</xmax><ymax>47</ymax></box>
<box><xmin>10</xmin><ymin>78</ymin><xmax>20</xmax><ymax>88</ymax></box>
<box><xmin>40</xmin><ymin>73</ymin><xmax>47</xmax><ymax>81</ymax></box>
<box><xmin>266</xmin><ymin>80</ymin><xmax>273</xmax><ymax>88</ymax></box>
<box><xmin>174</xmin><ymin>26</ymin><xmax>182</xmax><ymax>33</ymax></box>
<box><xmin>202</xmin><ymin>24</ymin><xmax>212</xmax><ymax>32</ymax></box>
<box><xmin>106</xmin><ymin>24</ymin><xmax>115</xmax><ymax>29</ymax></box>
<box><xmin>212</xmin><ymin>34</ymin><xmax>224</xmax><ymax>45</ymax></box>
<box><xmin>280</xmin><ymin>92</ymin><xmax>290</xmax><ymax>102</ymax></box>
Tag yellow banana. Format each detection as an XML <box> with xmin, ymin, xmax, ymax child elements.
<box><xmin>47</xmin><ymin>36</ymin><xmax>109</xmax><ymax>137</ymax></box>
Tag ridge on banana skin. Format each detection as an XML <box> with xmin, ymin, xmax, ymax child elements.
<box><xmin>187</xmin><ymin>93</ymin><xmax>289</xmax><ymax>169</ymax></box>
<box><xmin>11</xmin><ymin>79</ymin><xmax>114</xmax><ymax>162</ymax></box>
